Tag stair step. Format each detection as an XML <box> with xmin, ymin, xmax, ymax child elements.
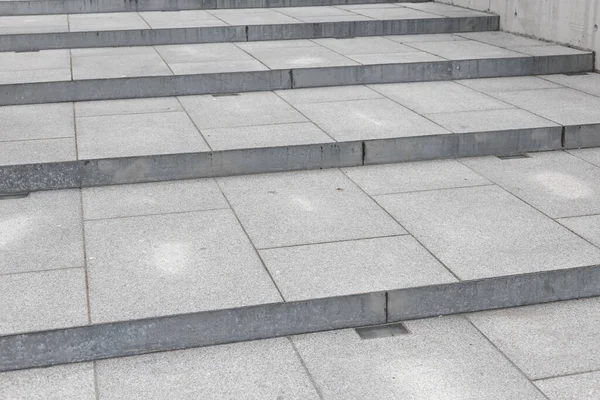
<box><xmin>2</xmin><ymin>74</ymin><xmax>600</xmax><ymax>194</ymax></box>
<box><xmin>2</xmin><ymin>146</ymin><xmax>600</xmax><ymax>371</ymax></box>
<box><xmin>0</xmin><ymin>33</ymin><xmax>593</xmax><ymax>106</ymax></box>
<box><xmin>0</xmin><ymin>3</ymin><xmax>498</xmax><ymax>51</ymax></box>
<box><xmin>0</xmin><ymin>0</ymin><xmax>429</xmax><ymax>16</ymax></box>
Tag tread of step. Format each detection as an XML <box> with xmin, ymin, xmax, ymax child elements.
<box><xmin>0</xmin><ymin>0</ymin><xmax>429</xmax><ymax>16</ymax></box>
<box><xmin>0</xmin><ymin>3</ymin><xmax>498</xmax><ymax>51</ymax></box>
<box><xmin>0</xmin><ymin>32</ymin><xmax>593</xmax><ymax>105</ymax></box>
<box><xmin>2</xmin><ymin>73</ymin><xmax>600</xmax><ymax>194</ymax></box>
<box><xmin>2</xmin><ymin>146</ymin><xmax>600</xmax><ymax>371</ymax></box>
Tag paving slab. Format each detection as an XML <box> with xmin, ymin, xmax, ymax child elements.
<box><xmin>314</xmin><ymin>36</ymin><xmax>417</xmax><ymax>55</ymax></box>
<box><xmin>345</xmin><ymin>51</ymin><xmax>443</xmax><ymax>64</ymax></box>
<box><xmin>569</xmin><ymin>147</ymin><xmax>600</xmax><ymax>167</ymax></box>
<box><xmin>461</xmin><ymin>151</ymin><xmax>600</xmax><ymax>218</ymax></box>
<box><xmin>408</xmin><ymin>39</ymin><xmax>526</xmax><ymax>60</ymax></box>
<box><xmin>426</xmin><ymin>108</ymin><xmax>558</xmax><ymax>133</ymax></box>
<box><xmin>71</xmin><ymin>47</ymin><xmax>172</xmax><ymax>79</ymax></box>
<box><xmin>0</xmin><ymin>15</ymin><xmax>68</xmax><ymax>34</ymax></box>
<box><xmin>558</xmin><ymin>215</ymin><xmax>600</xmax><ymax>248</ymax></box>
<box><xmin>0</xmin><ymin>138</ymin><xmax>76</xmax><ymax>166</ymax></box>
<box><xmin>375</xmin><ymin>185</ymin><xmax>600</xmax><ymax>280</ymax></box>
<box><xmin>96</xmin><ymin>338</ymin><xmax>319</xmax><ymax>400</ymax></box>
<box><xmin>543</xmin><ymin>72</ymin><xmax>600</xmax><ymax>97</ymax></box>
<box><xmin>260</xmin><ymin>235</ymin><xmax>456</xmax><ymax>301</ymax></box>
<box><xmin>0</xmin><ymin>363</ymin><xmax>95</xmax><ymax>400</ymax></box>
<box><xmin>139</xmin><ymin>10</ymin><xmax>227</xmax><ymax>29</ymax></box>
<box><xmin>369</xmin><ymin>80</ymin><xmax>512</xmax><ymax>114</ymax></box>
<box><xmin>155</xmin><ymin>42</ymin><xmax>253</xmax><ymax>64</ymax></box>
<box><xmin>535</xmin><ymin>371</ymin><xmax>600</xmax><ymax>400</ymax></box>
<box><xmin>74</xmin><ymin>97</ymin><xmax>182</xmax><ymax>117</ymax></box>
<box><xmin>350</xmin><ymin>6</ymin><xmax>443</xmax><ymax>20</ymax></box>
<box><xmin>468</xmin><ymin>297</ymin><xmax>600</xmax><ymax>379</ymax></box>
<box><xmin>457</xmin><ymin>31</ymin><xmax>553</xmax><ymax>48</ymax></box>
<box><xmin>203</xmin><ymin>121</ymin><xmax>334</xmax><ymax>150</ymax></box>
<box><xmin>343</xmin><ymin>159</ymin><xmax>490</xmax><ymax>195</ymax></box>
<box><xmin>457</xmin><ymin>76</ymin><xmax>562</xmax><ymax>93</ymax></box>
<box><xmin>75</xmin><ymin>111</ymin><xmax>209</xmax><ymax>159</ymax></box>
<box><xmin>68</xmin><ymin>12</ymin><xmax>150</xmax><ymax>32</ymax></box>
<box><xmin>386</xmin><ymin>33</ymin><xmax>468</xmax><ymax>43</ymax></box>
<box><xmin>179</xmin><ymin>92</ymin><xmax>306</xmax><ymax>129</ymax></box>
<box><xmin>403</xmin><ymin>1</ymin><xmax>491</xmax><ymax>17</ymax></box>
<box><xmin>515</xmin><ymin>45</ymin><xmax>590</xmax><ymax>57</ymax></box>
<box><xmin>0</xmin><ymin>103</ymin><xmax>73</xmax><ymax>142</ymax></box>
<box><xmin>292</xmin><ymin>316</ymin><xmax>546</xmax><ymax>399</ymax></box>
<box><xmin>209</xmin><ymin>8</ymin><xmax>301</xmax><ymax>25</ymax></box>
<box><xmin>275</xmin><ymin>84</ymin><xmax>383</xmax><ymax>104</ymax></box>
<box><xmin>295</xmin><ymin>98</ymin><xmax>449</xmax><ymax>141</ymax></box>
<box><xmin>246</xmin><ymin>44</ymin><xmax>358</xmax><ymax>69</ymax></box>
<box><xmin>84</xmin><ymin>209</ymin><xmax>282</xmax><ymax>323</ymax></box>
<box><xmin>274</xmin><ymin>5</ymin><xmax>358</xmax><ymax>18</ymax></box>
<box><xmin>0</xmin><ymin>190</ymin><xmax>83</xmax><ymax>274</ymax></box>
<box><xmin>82</xmin><ymin>179</ymin><xmax>228</xmax><ymax>220</ymax></box>
<box><xmin>0</xmin><ymin>68</ymin><xmax>71</xmax><ymax>85</ymax></box>
<box><xmin>0</xmin><ymin>268</ymin><xmax>88</xmax><ymax>336</ymax></box>
<box><xmin>0</xmin><ymin>49</ymin><xmax>70</xmax><ymax>72</ymax></box>
<box><xmin>218</xmin><ymin>169</ymin><xmax>405</xmax><ymax>249</ymax></box>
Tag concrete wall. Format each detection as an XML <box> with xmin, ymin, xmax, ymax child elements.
<box><xmin>437</xmin><ymin>0</ymin><xmax>600</xmax><ymax>69</ymax></box>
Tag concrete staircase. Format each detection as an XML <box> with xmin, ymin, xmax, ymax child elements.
<box><xmin>1</xmin><ymin>0</ymin><xmax>600</xmax><ymax>373</ymax></box>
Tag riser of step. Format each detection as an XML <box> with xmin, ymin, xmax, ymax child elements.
<box><xmin>2</xmin><ymin>54</ymin><xmax>593</xmax><ymax>106</ymax></box>
<box><xmin>1</xmin><ymin>264</ymin><xmax>599</xmax><ymax>372</ymax></box>
<box><xmin>3</xmin><ymin>124</ymin><xmax>600</xmax><ymax>194</ymax></box>
<box><xmin>0</xmin><ymin>0</ymin><xmax>428</xmax><ymax>16</ymax></box>
<box><xmin>0</xmin><ymin>17</ymin><xmax>498</xmax><ymax>52</ymax></box>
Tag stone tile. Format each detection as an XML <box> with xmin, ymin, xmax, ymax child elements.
<box><xmin>155</xmin><ymin>43</ymin><xmax>252</xmax><ymax>64</ymax></box>
<box><xmin>261</xmin><ymin>236</ymin><xmax>456</xmax><ymax>301</ymax></box>
<box><xmin>558</xmin><ymin>215</ymin><xmax>600</xmax><ymax>247</ymax></box>
<box><xmin>245</xmin><ymin>45</ymin><xmax>358</xmax><ymax>69</ymax></box>
<box><xmin>386</xmin><ymin>33</ymin><xmax>468</xmax><ymax>43</ymax></box>
<box><xmin>0</xmin><ymin>363</ymin><xmax>95</xmax><ymax>400</ymax></box>
<box><xmin>0</xmin><ymin>269</ymin><xmax>88</xmax><ymax>335</ymax></box>
<box><xmin>295</xmin><ymin>15</ymin><xmax>371</xmax><ymax>23</ymax></box>
<box><xmin>0</xmin><ymin>15</ymin><xmax>68</xmax><ymax>34</ymax></box>
<box><xmin>96</xmin><ymin>338</ymin><xmax>319</xmax><ymax>400</ymax></box>
<box><xmin>273</xmin><ymin>6</ymin><xmax>354</xmax><ymax>18</ymax></box>
<box><xmin>82</xmin><ymin>179</ymin><xmax>227</xmax><ymax>220</ymax></box>
<box><xmin>468</xmin><ymin>298</ymin><xmax>600</xmax><ymax>379</ymax></box>
<box><xmin>492</xmin><ymin>88</ymin><xmax>600</xmax><ymax>125</ymax></box>
<box><xmin>0</xmin><ymin>68</ymin><xmax>71</xmax><ymax>84</ymax></box>
<box><xmin>0</xmin><ymin>103</ymin><xmax>74</xmax><ymax>141</ymax></box>
<box><xmin>569</xmin><ymin>147</ymin><xmax>600</xmax><ymax>167</ymax></box>
<box><xmin>0</xmin><ymin>190</ymin><xmax>83</xmax><ymax>274</ymax></box>
<box><xmin>209</xmin><ymin>9</ymin><xmax>300</xmax><ymax>25</ymax></box>
<box><xmin>169</xmin><ymin>59</ymin><xmax>268</xmax><ymax>74</ymax></box>
<box><xmin>0</xmin><ymin>49</ymin><xmax>70</xmax><ymax>72</ymax></box>
<box><xmin>462</xmin><ymin>152</ymin><xmax>600</xmax><ymax>218</ymax></box>
<box><xmin>514</xmin><ymin>45</ymin><xmax>591</xmax><ymax>56</ymax></box>
<box><xmin>179</xmin><ymin>92</ymin><xmax>306</xmax><ymax>129</ymax></box>
<box><xmin>75</xmin><ymin>97</ymin><xmax>182</xmax><ymax>117</ymax></box>
<box><xmin>139</xmin><ymin>10</ymin><xmax>226</xmax><ymax>29</ymax></box>
<box><xmin>409</xmin><ymin>40</ymin><xmax>526</xmax><ymax>60</ymax></box>
<box><xmin>351</xmin><ymin>6</ymin><xmax>443</xmax><ymax>20</ymax></box>
<box><xmin>343</xmin><ymin>159</ymin><xmax>490</xmax><ymax>195</ymax></box>
<box><xmin>403</xmin><ymin>2</ymin><xmax>491</xmax><ymax>17</ymax></box>
<box><xmin>76</xmin><ymin>111</ymin><xmax>208</xmax><ymax>159</ymax></box>
<box><xmin>296</xmin><ymin>98</ymin><xmax>449</xmax><ymax>141</ymax></box>
<box><xmin>535</xmin><ymin>371</ymin><xmax>600</xmax><ymax>400</ymax></box>
<box><xmin>375</xmin><ymin>185</ymin><xmax>600</xmax><ymax>280</ymax></box>
<box><xmin>85</xmin><ymin>209</ymin><xmax>281</xmax><ymax>323</ymax></box>
<box><xmin>457</xmin><ymin>31</ymin><xmax>552</xmax><ymax>48</ymax></box>
<box><xmin>236</xmin><ymin>39</ymin><xmax>318</xmax><ymax>52</ymax></box>
<box><xmin>203</xmin><ymin>122</ymin><xmax>333</xmax><ymax>151</ymax></box>
<box><xmin>457</xmin><ymin>76</ymin><xmax>562</xmax><ymax>93</ymax></box>
<box><xmin>335</xmin><ymin>3</ymin><xmax>400</xmax><ymax>10</ymax></box>
<box><xmin>369</xmin><ymin>81</ymin><xmax>512</xmax><ymax>114</ymax></box>
<box><xmin>71</xmin><ymin>47</ymin><xmax>171</xmax><ymax>80</ymax></box>
<box><xmin>313</xmin><ymin>36</ymin><xmax>417</xmax><ymax>55</ymax></box>
<box><xmin>71</xmin><ymin>46</ymin><xmax>158</xmax><ymax>57</ymax></box>
<box><xmin>347</xmin><ymin>51</ymin><xmax>444</xmax><ymax>64</ymax></box>
<box><xmin>427</xmin><ymin>108</ymin><xmax>558</xmax><ymax>133</ymax></box>
<box><xmin>68</xmin><ymin>12</ymin><xmax>150</xmax><ymax>32</ymax></box>
<box><xmin>293</xmin><ymin>316</ymin><xmax>546</xmax><ymax>399</ymax></box>
<box><xmin>543</xmin><ymin>72</ymin><xmax>600</xmax><ymax>97</ymax></box>
<box><xmin>275</xmin><ymin>85</ymin><xmax>382</xmax><ymax>105</ymax></box>
<box><xmin>0</xmin><ymin>138</ymin><xmax>76</xmax><ymax>166</ymax></box>
<box><xmin>218</xmin><ymin>169</ymin><xmax>405</xmax><ymax>249</ymax></box>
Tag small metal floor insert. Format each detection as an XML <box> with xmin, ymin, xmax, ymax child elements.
<box><xmin>356</xmin><ymin>322</ymin><xmax>409</xmax><ymax>340</ymax></box>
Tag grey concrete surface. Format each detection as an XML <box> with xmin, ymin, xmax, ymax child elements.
<box><xmin>76</xmin><ymin>111</ymin><xmax>209</xmax><ymax>159</ymax></box>
<box><xmin>461</xmin><ymin>151</ymin><xmax>600</xmax><ymax>218</ymax></box>
<box><xmin>543</xmin><ymin>73</ymin><xmax>600</xmax><ymax>97</ymax></box>
<box><xmin>82</xmin><ymin>178</ymin><xmax>228</xmax><ymax>220</ymax></box>
<box><xmin>69</xmin><ymin>12</ymin><xmax>150</xmax><ymax>32</ymax></box>
<box><xmin>468</xmin><ymin>297</ymin><xmax>600</xmax><ymax>379</ymax></box>
<box><xmin>558</xmin><ymin>215</ymin><xmax>600</xmax><ymax>248</ymax></box>
<box><xmin>375</xmin><ymin>185</ymin><xmax>600</xmax><ymax>279</ymax></box>
<box><xmin>458</xmin><ymin>75</ymin><xmax>562</xmax><ymax>93</ymax></box>
<box><xmin>0</xmin><ymin>190</ymin><xmax>83</xmax><ymax>274</ymax></box>
<box><xmin>275</xmin><ymin>84</ymin><xmax>382</xmax><ymax>104</ymax></box>
<box><xmin>409</xmin><ymin>39</ymin><xmax>526</xmax><ymax>60</ymax></box>
<box><xmin>260</xmin><ymin>236</ymin><xmax>456</xmax><ymax>301</ymax></box>
<box><xmin>0</xmin><ymin>14</ymin><xmax>68</xmax><ymax>33</ymax></box>
<box><xmin>218</xmin><ymin>169</ymin><xmax>405</xmax><ymax>248</ymax></box>
<box><xmin>569</xmin><ymin>147</ymin><xmax>600</xmax><ymax>168</ymax></box>
<box><xmin>96</xmin><ymin>338</ymin><xmax>319</xmax><ymax>400</ymax></box>
<box><xmin>0</xmin><ymin>138</ymin><xmax>76</xmax><ymax>166</ymax></box>
<box><xmin>0</xmin><ymin>103</ymin><xmax>74</xmax><ymax>141</ymax></box>
<box><xmin>535</xmin><ymin>371</ymin><xmax>600</xmax><ymax>400</ymax></box>
<box><xmin>0</xmin><ymin>363</ymin><xmax>95</xmax><ymax>400</ymax></box>
<box><xmin>74</xmin><ymin>97</ymin><xmax>182</xmax><ymax>117</ymax></box>
<box><xmin>293</xmin><ymin>316</ymin><xmax>546</xmax><ymax>399</ymax></box>
<box><xmin>0</xmin><ymin>269</ymin><xmax>88</xmax><ymax>336</ymax></box>
<box><xmin>84</xmin><ymin>209</ymin><xmax>282</xmax><ymax>322</ymax></box>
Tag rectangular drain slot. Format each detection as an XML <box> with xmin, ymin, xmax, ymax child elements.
<box><xmin>356</xmin><ymin>322</ymin><xmax>409</xmax><ymax>339</ymax></box>
<box><xmin>0</xmin><ymin>192</ymin><xmax>30</xmax><ymax>200</ymax></box>
<box><xmin>497</xmin><ymin>153</ymin><xmax>530</xmax><ymax>160</ymax></box>
<box><xmin>212</xmin><ymin>93</ymin><xmax>240</xmax><ymax>97</ymax></box>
